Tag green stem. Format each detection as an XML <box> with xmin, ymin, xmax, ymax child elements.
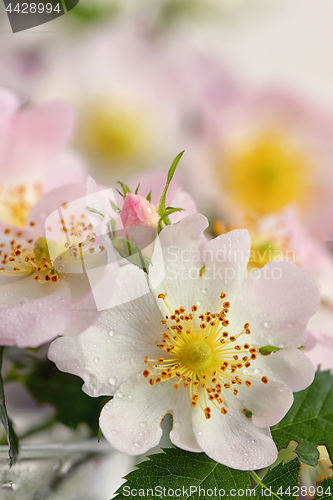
<box><xmin>249</xmin><ymin>470</ymin><xmax>282</xmax><ymax>500</ymax></box>
<box><xmin>0</xmin><ymin>347</ymin><xmax>19</xmax><ymax>465</ymax></box>
<box><xmin>0</xmin><ymin>418</ymin><xmax>56</xmax><ymax>445</ymax></box>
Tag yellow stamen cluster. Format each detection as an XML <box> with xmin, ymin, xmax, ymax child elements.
<box><xmin>143</xmin><ymin>293</ymin><xmax>268</xmax><ymax>419</ymax></box>
<box><xmin>54</xmin><ymin>214</ymin><xmax>105</xmax><ymax>272</ymax></box>
<box><xmin>0</xmin><ymin>183</ymin><xmax>42</xmax><ymax>228</ymax></box>
<box><xmin>0</xmin><ymin>212</ymin><xmax>105</xmax><ymax>284</ymax></box>
<box><xmin>0</xmin><ymin>227</ymin><xmax>56</xmax><ymax>283</ymax></box>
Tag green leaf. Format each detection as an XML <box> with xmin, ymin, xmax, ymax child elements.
<box><xmin>158</xmin><ymin>151</ymin><xmax>184</xmax><ymax>219</ymax></box>
<box><xmin>0</xmin><ymin>347</ymin><xmax>19</xmax><ymax>466</ymax></box>
<box><xmin>25</xmin><ymin>359</ymin><xmax>109</xmax><ymax>433</ymax></box>
<box><xmin>116</xmin><ymin>448</ymin><xmax>305</xmax><ymax>500</ymax></box>
<box><xmin>66</xmin><ymin>1</ymin><xmax>118</xmax><ymax>23</ymax></box>
<box><xmin>146</xmin><ymin>190</ymin><xmax>152</xmax><ymax>203</ymax></box>
<box><xmin>271</xmin><ymin>370</ymin><xmax>333</xmax><ymax>466</ymax></box>
<box><xmin>115</xmin><ymin>447</ymin><xmax>252</xmax><ymax>500</ymax></box>
<box><xmin>252</xmin><ymin>459</ymin><xmax>301</xmax><ymax>499</ymax></box>
<box><xmin>86</xmin><ymin>206</ymin><xmax>104</xmax><ymax>218</ymax></box>
<box><xmin>313</xmin><ymin>476</ymin><xmax>333</xmax><ymax>499</ymax></box>
<box><xmin>135</xmin><ymin>183</ymin><xmax>140</xmax><ymax>195</ymax></box>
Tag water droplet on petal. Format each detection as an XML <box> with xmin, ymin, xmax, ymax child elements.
<box><xmin>139</xmin><ymin>422</ymin><xmax>147</xmax><ymax>428</ymax></box>
<box><xmin>116</xmin><ymin>391</ymin><xmax>124</xmax><ymax>398</ymax></box>
<box><xmin>94</xmin><ymin>357</ymin><xmax>99</xmax><ymax>362</ymax></box>
<box><xmin>134</xmin><ymin>442</ymin><xmax>142</xmax><ymax>448</ymax></box>
<box><xmin>109</xmin><ymin>330</ymin><xmax>115</xmax><ymax>337</ymax></box>
<box><xmin>263</xmin><ymin>321</ymin><xmax>272</xmax><ymax>329</ymax></box>
<box><xmin>109</xmin><ymin>377</ymin><xmax>117</xmax><ymax>385</ymax></box>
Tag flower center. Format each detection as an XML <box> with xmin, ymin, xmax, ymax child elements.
<box><xmin>181</xmin><ymin>340</ymin><xmax>213</xmax><ymax>371</ymax></box>
<box><xmin>0</xmin><ymin>214</ymin><xmax>105</xmax><ymax>283</ymax></box>
<box><xmin>80</xmin><ymin>101</ymin><xmax>150</xmax><ymax>165</ymax></box>
<box><xmin>143</xmin><ymin>293</ymin><xmax>269</xmax><ymax>419</ymax></box>
<box><xmin>223</xmin><ymin>130</ymin><xmax>311</xmax><ymax>214</ymax></box>
<box><xmin>0</xmin><ymin>183</ymin><xmax>42</xmax><ymax>228</ymax></box>
<box><xmin>213</xmin><ymin>220</ymin><xmax>293</xmax><ymax>272</ymax></box>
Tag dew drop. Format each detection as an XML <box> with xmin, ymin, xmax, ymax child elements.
<box><xmin>197</xmin><ymin>431</ymin><xmax>202</xmax><ymax>436</ymax></box>
<box><xmin>263</xmin><ymin>321</ymin><xmax>272</xmax><ymax>329</ymax></box>
<box><xmin>109</xmin><ymin>330</ymin><xmax>115</xmax><ymax>337</ymax></box>
<box><xmin>109</xmin><ymin>377</ymin><xmax>117</xmax><ymax>385</ymax></box>
<box><xmin>134</xmin><ymin>442</ymin><xmax>142</xmax><ymax>448</ymax></box>
<box><xmin>94</xmin><ymin>357</ymin><xmax>99</xmax><ymax>362</ymax></box>
<box><xmin>116</xmin><ymin>391</ymin><xmax>124</xmax><ymax>398</ymax></box>
<box><xmin>139</xmin><ymin>422</ymin><xmax>147</xmax><ymax>428</ymax></box>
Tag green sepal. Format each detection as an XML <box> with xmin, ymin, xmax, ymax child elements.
<box><xmin>158</xmin><ymin>207</ymin><xmax>184</xmax><ymax>233</ymax></box>
<box><xmin>259</xmin><ymin>345</ymin><xmax>281</xmax><ymax>355</ymax></box>
<box><xmin>86</xmin><ymin>206</ymin><xmax>104</xmax><ymax>218</ymax></box>
<box><xmin>110</xmin><ymin>200</ymin><xmax>121</xmax><ymax>214</ymax></box>
<box><xmin>117</xmin><ymin>181</ymin><xmax>132</xmax><ymax>197</ymax></box>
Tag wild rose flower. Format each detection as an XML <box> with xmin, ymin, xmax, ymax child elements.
<box><xmin>0</xmin><ymin>183</ymin><xmax>118</xmax><ymax>348</ymax></box>
<box><xmin>215</xmin><ymin>209</ymin><xmax>333</xmax><ymax>372</ymax></box>
<box><xmin>49</xmin><ymin>214</ymin><xmax>319</xmax><ymax>470</ymax></box>
<box><xmin>0</xmin><ymin>87</ymin><xmax>85</xmax><ymax>228</ymax></box>
<box><xmin>189</xmin><ymin>90</ymin><xmax>333</xmax><ymax>240</ymax></box>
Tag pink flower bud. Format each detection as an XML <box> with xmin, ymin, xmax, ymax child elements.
<box><xmin>120</xmin><ymin>193</ymin><xmax>159</xmax><ymax>235</ymax></box>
